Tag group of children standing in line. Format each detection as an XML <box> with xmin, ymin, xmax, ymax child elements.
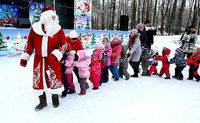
<box><xmin>60</xmin><ymin>29</ymin><xmax>200</xmax><ymax>97</ymax></box>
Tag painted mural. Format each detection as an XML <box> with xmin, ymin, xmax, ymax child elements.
<box><xmin>0</xmin><ymin>29</ymin><xmax>129</xmax><ymax>57</ymax></box>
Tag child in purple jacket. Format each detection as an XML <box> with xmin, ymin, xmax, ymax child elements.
<box><xmin>73</xmin><ymin>50</ymin><xmax>91</xmax><ymax>95</ymax></box>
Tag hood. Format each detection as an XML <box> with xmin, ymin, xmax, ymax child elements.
<box><xmin>162</xmin><ymin>47</ymin><xmax>171</xmax><ymax>56</ymax></box>
<box><xmin>92</xmin><ymin>50</ymin><xmax>102</xmax><ymax>61</ymax></box>
<box><xmin>77</xmin><ymin>50</ymin><xmax>88</xmax><ymax>60</ymax></box>
<box><xmin>96</xmin><ymin>43</ymin><xmax>105</xmax><ymax>50</ymax></box>
<box><xmin>195</xmin><ymin>51</ymin><xmax>200</xmax><ymax>55</ymax></box>
<box><xmin>110</xmin><ymin>40</ymin><xmax>122</xmax><ymax>48</ymax></box>
<box><xmin>121</xmin><ymin>45</ymin><xmax>128</xmax><ymax>56</ymax></box>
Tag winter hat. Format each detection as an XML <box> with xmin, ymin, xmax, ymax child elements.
<box><xmin>69</xmin><ymin>30</ymin><xmax>78</xmax><ymax>38</ymax></box>
<box><xmin>144</xmin><ymin>20</ymin><xmax>150</xmax><ymax>24</ymax></box>
<box><xmin>197</xmin><ymin>47</ymin><xmax>200</xmax><ymax>52</ymax></box>
<box><xmin>130</xmin><ymin>29</ymin><xmax>138</xmax><ymax>34</ymax></box>
<box><xmin>142</xmin><ymin>45</ymin><xmax>149</xmax><ymax>50</ymax></box>
<box><xmin>175</xmin><ymin>48</ymin><xmax>182</xmax><ymax>53</ymax></box>
<box><xmin>96</xmin><ymin>43</ymin><xmax>105</xmax><ymax>50</ymax></box>
<box><xmin>40</xmin><ymin>6</ymin><xmax>57</xmax><ymax>22</ymax></box>
<box><xmin>112</xmin><ymin>36</ymin><xmax>120</xmax><ymax>42</ymax></box>
<box><xmin>69</xmin><ymin>50</ymin><xmax>76</xmax><ymax>55</ymax></box>
<box><xmin>92</xmin><ymin>50</ymin><xmax>102</xmax><ymax>60</ymax></box>
<box><xmin>151</xmin><ymin>46</ymin><xmax>158</xmax><ymax>52</ymax></box>
<box><xmin>136</xmin><ymin>23</ymin><xmax>144</xmax><ymax>30</ymax></box>
<box><xmin>102</xmin><ymin>37</ymin><xmax>109</xmax><ymax>43</ymax></box>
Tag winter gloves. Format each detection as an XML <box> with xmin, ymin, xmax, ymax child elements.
<box><xmin>20</xmin><ymin>59</ymin><xmax>27</xmax><ymax>67</ymax></box>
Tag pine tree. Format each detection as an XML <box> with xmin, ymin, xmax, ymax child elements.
<box><xmin>32</xmin><ymin>5</ymin><xmax>41</xmax><ymax>24</ymax></box>
<box><xmin>79</xmin><ymin>33</ymin><xmax>83</xmax><ymax>44</ymax></box>
<box><xmin>3</xmin><ymin>9</ymin><xmax>12</xmax><ymax>27</ymax></box>
<box><xmin>90</xmin><ymin>33</ymin><xmax>96</xmax><ymax>45</ymax></box>
<box><xmin>0</xmin><ymin>32</ymin><xmax>7</xmax><ymax>51</ymax></box>
<box><xmin>85</xmin><ymin>18</ymin><xmax>90</xmax><ymax>30</ymax></box>
<box><xmin>121</xmin><ymin>33</ymin><xmax>124</xmax><ymax>42</ymax></box>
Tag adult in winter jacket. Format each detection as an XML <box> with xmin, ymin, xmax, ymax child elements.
<box><xmin>181</xmin><ymin>25</ymin><xmax>198</xmax><ymax>58</ymax></box>
<box><xmin>102</xmin><ymin>37</ymin><xmax>112</xmax><ymax>82</ymax></box>
<box><xmin>73</xmin><ymin>50</ymin><xmax>91</xmax><ymax>95</ymax></box>
<box><xmin>136</xmin><ymin>23</ymin><xmax>148</xmax><ymax>48</ymax></box>
<box><xmin>144</xmin><ymin>20</ymin><xmax>156</xmax><ymax>50</ymax></box>
<box><xmin>20</xmin><ymin>6</ymin><xmax>67</xmax><ymax>111</ymax></box>
<box><xmin>169</xmin><ymin>48</ymin><xmax>186</xmax><ymax>80</ymax></box>
<box><xmin>65</xmin><ymin>30</ymin><xmax>84</xmax><ymax>83</ymax></box>
<box><xmin>127</xmin><ymin>29</ymin><xmax>142</xmax><ymax>77</ymax></box>
<box><xmin>110</xmin><ymin>37</ymin><xmax>122</xmax><ymax>81</ymax></box>
<box><xmin>156</xmin><ymin>47</ymin><xmax>171</xmax><ymax>79</ymax></box>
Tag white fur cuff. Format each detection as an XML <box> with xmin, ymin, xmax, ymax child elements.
<box><xmin>21</xmin><ymin>52</ymin><xmax>31</xmax><ymax>61</ymax></box>
<box><xmin>51</xmin><ymin>49</ymin><xmax>63</xmax><ymax>61</ymax></box>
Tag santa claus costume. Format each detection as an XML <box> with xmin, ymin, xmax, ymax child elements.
<box><xmin>20</xmin><ymin>6</ymin><xmax>67</xmax><ymax>111</ymax></box>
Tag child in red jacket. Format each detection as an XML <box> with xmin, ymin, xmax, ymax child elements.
<box><xmin>156</xmin><ymin>47</ymin><xmax>171</xmax><ymax>79</ymax></box>
<box><xmin>186</xmin><ymin>47</ymin><xmax>200</xmax><ymax>82</ymax></box>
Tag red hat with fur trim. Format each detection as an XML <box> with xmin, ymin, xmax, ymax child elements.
<box><xmin>42</xmin><ymin>6</ymin><xmax>54</xmax><ymax>12</ymax></box>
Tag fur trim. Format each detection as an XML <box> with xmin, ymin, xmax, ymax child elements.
<box><xmin>32</xmin><ymin>21</ymin><xmax>45</xmax><ymax>36</ymax></box>
<box><xmin>51</xmin><ymin>49</ymin><xmax>63</xmax><ymax>61</ymax></box>
<box><xmin>21</xmin><ymin>52</ymin><xmax>31</xmax><ymax>61</ymax></box>
<box><xmin>32</xmin><ymin>20</ymin><xmax>61</xmax><ymax>36</ymax></box>
<box><xmin>42</xmin><ymin>35</ymin><xmax>48</xmax><ymax>57</ymax></box>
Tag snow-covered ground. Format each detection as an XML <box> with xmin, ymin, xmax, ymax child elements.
<box><xmin>1</xmin><ymin>36</ymin><xmax>200</xmax><ymax>123</ymax></box>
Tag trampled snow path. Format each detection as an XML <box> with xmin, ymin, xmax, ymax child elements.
<box><xmin>1</xmin><ymin>36</ymin><xmax>200</xmax><ymax>123</ymax></box>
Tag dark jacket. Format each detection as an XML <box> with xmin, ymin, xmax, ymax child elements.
<box><xmin>170</xmin><ymin>52</ymin><xmax>186</xmax><ymax>67</ymax></box>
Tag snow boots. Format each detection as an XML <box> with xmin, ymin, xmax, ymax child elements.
<box><xmin>52</xmin><ymin>94</ymin><xmax>59</xmax><ymax>108</ymax></box>
<box><xmin>35</xmin><ymin>92</ymin><xmax>47</xmax><ymax>111</ymax></box>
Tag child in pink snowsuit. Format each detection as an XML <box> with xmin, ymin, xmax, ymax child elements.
<box><xmin>73</xmin><ymin>50</ymin><xmax>91</xmax><ymax>95</ymax></box>
<box><xmin>64</xmin><ymin>50</ymin><xmax>76</xmax><ymax>94</ymax></box>
<box><xmin>89</xmin><ymin>50</ymin><xmax>102</xmax><ymax>90</ymax></box>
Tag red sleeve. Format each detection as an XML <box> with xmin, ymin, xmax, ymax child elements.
<box><xmin>23</xmin><ymin>28</ymin><xmax>35</xmax><ymax>56</ymax></box>
<box><xmin>155</xmin><ymin>56</ymin><xmax>166</xmax><ymax>61</ymax></box>
<box><xmin>77</xmin><ymin>38</ymin><xmax>84</xmax><ymax>50</ymax></box>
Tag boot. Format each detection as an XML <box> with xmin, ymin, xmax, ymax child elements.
<box><xmin>61</xmin><ymin>91</ymin><xmax>67</xmax><ymax>98</ymax></box>
<box><xmin>35</xmin><ymin>92</ymin><xmax>47</xmax><ymax>111</ymax></box>
<box><xmin>52</xmin><ymin>94</ymin><xmax>59</xmax><ymax>108</ymax></box>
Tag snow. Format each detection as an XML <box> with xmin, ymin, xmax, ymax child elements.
<box><xmin>1</xmin><ymin>36</ymin><xmax>200</xmax><ymax>123</ymax></box>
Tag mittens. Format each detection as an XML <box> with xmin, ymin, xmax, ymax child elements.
<box><xmin>20</xmin><ymin>59</ymin><xmax>27</xmax><ymax>67</ymax></box>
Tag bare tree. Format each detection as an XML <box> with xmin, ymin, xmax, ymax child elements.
<box><xmin>153</xmin><ymin>0</ymin><xmax>158</xmax><ymax>26</ymax></box>
<box><xmin>175</xmin><ymin>0</ymin><xmax>186</xmax><ymax>35</ymax></box>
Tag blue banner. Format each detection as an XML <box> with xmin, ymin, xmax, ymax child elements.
<box><xmin>29</xmin><ymin>2</ymin><xmax>45</xmax><ymax>25</ymax></box>
<box><xmin>0</xmin><ymin>4</ymin><xmax>24</xmax><ymax>27</ymax></box>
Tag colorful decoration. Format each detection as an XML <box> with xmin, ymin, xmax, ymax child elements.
<box><xmin>9</xmin><ymin>32</ymin><xmax>25</xmax><ymax>55</ymax></box>
<box><xmin>74</xmin><ymin>0</ymin><xmax>92</xmax><ymax>30</ymax></box>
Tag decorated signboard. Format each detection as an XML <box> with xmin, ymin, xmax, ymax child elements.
<box><xmin>29</xmin><ymin>2</ymin><xmax>45</xmax><ymax>24</ymax></box>
<box><xmin>74</xmin><ymin>0</ymin><xmax>92</xmax><ymax>30</ymax></box>
<box><xmin>0</xmin><ymin>29</ymin><xmax>129</xmax><ymax>57</ymax></box>
<box><xmin>0</xmin><ymin>4</ymin><xmax>24</xmax><ymax>27</ymax></box>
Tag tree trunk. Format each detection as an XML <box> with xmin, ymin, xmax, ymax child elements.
<box><xmin>153</xmin><ymin>0</ymin><xmax>158</xmax><ymax>26</ymax></box>
<box><xmin>169</xmin><ymin>0</ymin><xmax>177</xmax><ymax>35</ymax></box>
<box><xmin>130</xmin><ymin>0</ymin><xmax>136</xmax><ymax>29</ymax></box>
<box><xmin>111</xmin><ymin>0</ymin><xmax>116</xmax><ymax>30</ymax></box>
<box><xmin>175</xmin><ymin>0</ymin><xmax>186</xmax><ymax>35</ymax></box>
<box><xmin>137</xmin><ymin>0</ymin><xmax>141</xmax><ymax>23</ymax></box>
<box><xmin>101</xmin><ymin>0</ymin><xmax>105</xmax><ymax>30</ymax></box>
<box><xmin>192</xmin><ymin>0</ymin><xmax>198</xmax><ymax>27</ymax></box>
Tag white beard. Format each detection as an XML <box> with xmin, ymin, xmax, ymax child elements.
<box><xmin>40</xmin><ymin>12</ymin><xmax>60</xmax><ymax>37</ymax></box>
<box><xmin>44</xmin><ymin>19</ymin><xmax>59</xmax><ymax>37</ymax></box>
